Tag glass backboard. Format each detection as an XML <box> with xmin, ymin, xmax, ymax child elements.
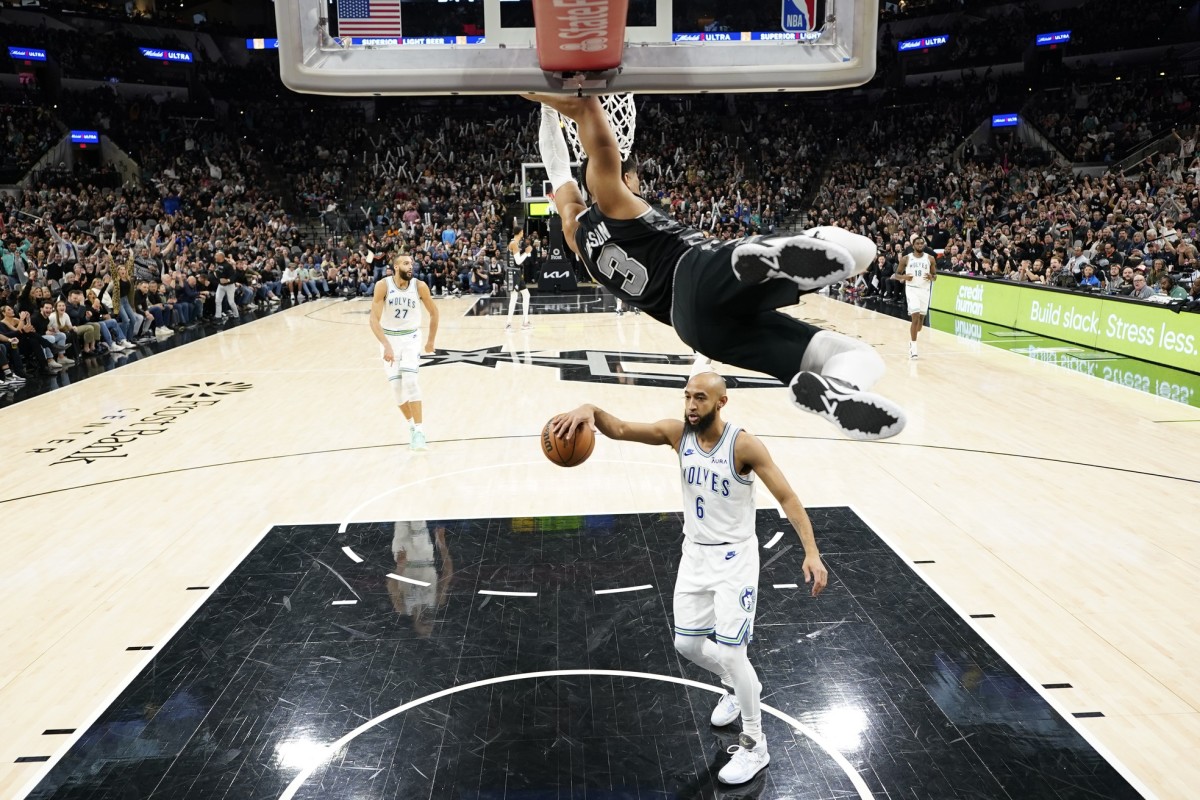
<box><xmin>276</xmin><ymin>0</ymin><xmax>878</xmax><ymax>95</ymax></box>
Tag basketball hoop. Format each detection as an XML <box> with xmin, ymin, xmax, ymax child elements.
<box><xmin>561</xmin><ymin>93</ymin><xmax>637</xmax><ymax>162</ymax></box>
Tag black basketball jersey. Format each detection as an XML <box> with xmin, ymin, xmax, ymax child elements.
<box><xmin>573</xmin><ymin>203</ymin><xmax>705</xmax><ymax>322</ymax></box>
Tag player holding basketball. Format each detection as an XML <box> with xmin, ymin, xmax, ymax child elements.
<box><xmin>550</xmin><ymin>369</ymin><xmax>828</xmax><ymax>785</ymax></box>
<box><xmin>528</xmin><ymin>93</ymin><xmax>905</xmax><ymax>440</ymax></box>
<box><xmin>370</xmin><ymin>252</ymin><xmax>439</xmax><ymax>451</ymax></box>
<box><xmin>892</xmin><ymin>236</ymin><xmax>937</xmax><ymax>359</ymax></box>
<box><xmin>506</xmin><ymin>230</ymin><xmax>533</xmax><ymax>331</ymax></box>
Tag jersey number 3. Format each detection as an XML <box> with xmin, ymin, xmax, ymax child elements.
<box><xmin>597</xmin><ymin>244</ymin><xmax>649</xmax><ymax>296</ymax></box>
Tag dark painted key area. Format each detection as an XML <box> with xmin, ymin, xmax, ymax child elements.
<box><xmin>27</xmin><ymin>509</ymin><xmax>1142</xmax><ymax>799</ymax></box>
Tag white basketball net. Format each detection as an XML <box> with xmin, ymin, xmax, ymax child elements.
<box><xmin>562</xmin><ymin>93</ymin><xmax>637</xmax><ymax>161</ymax></box>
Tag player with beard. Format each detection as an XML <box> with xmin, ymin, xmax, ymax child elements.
<box><xmin>550</xmin><ymin>370</ymin><xmax>828</xmax><ymax>785</ymax></box>
<box><xmin>891</xmin><ymin>236</ymin><xmax>937</xmax><ymax>359</ymax></box>
<box><xmin>370</xmin><ymin>253</ymin><xmax>439</xmax><ymax>451</ymax></box>
<box><xmin>530</xmin><ymin>93</ymin><xmax>905</xmax><ymax>440</ymax></box>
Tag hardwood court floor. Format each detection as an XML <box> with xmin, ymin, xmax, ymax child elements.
<box><xmin>1</xmin><ymin>292</ymin><xmax>1198</xmax><ymax>799</ymax></box>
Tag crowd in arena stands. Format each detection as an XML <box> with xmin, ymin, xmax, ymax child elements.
<box><xmin>1</xmin><ymin>101</ymin><xmax>62</xmax><ymax>180</ymax></box>
<box><xmin>1026</xmin><ymin>77</ymin><xmax>1200</xmax><ymax>163</ymax></box>
<box><xmin>810</xmin><ymin>99</ymin><xmax>1200</xmax><ymax>308</ymax></box>
<box><xmin>0</xmin><ymin>18</ymin><xmax>204</xmax><ymax>85</ymax></box>
<box><xmin>877</xmin><ymin>0</ymin><xmax>1195</xmax><ymax>73</ymax></box>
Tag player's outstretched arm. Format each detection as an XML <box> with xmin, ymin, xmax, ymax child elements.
<box><xmin>532</xmin><ymin>102</ymin><xmax>585</xmax><ymax>253</ymax></box>
<box><xmin>526</xmin><ymin>94</ymin><xmax>644</xmax><ymax>221</ymax></box>
<box><xmin>551</xmin><ymin>404</ymin><xmax>682</xmax><ymax>449</ymax></box>
<box><xmin>737</xmin><ymin>432</ymin><xmax>828</xmax><ymax>596</ymax></box>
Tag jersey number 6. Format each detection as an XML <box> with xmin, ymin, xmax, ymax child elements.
<box><xmin>597</xmin><ymin>243</ymin><xmax>649</xmax><ymax>296</ymax></box>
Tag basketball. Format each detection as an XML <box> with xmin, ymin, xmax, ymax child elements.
<box><xmin>541</xmin><ymin>419</ymin><xmax>595</xmax><ymax>467</ymax></box>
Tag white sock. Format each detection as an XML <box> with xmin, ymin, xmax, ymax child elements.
<box><xmin>800</xmin><ymin>330</ymin><xmax>885</xmax><ymax>391</ymax></box>
<box><xmin>413</xmin><ymin>423</ymin><xmax>424</xmax><ymax>433</ymax></box>
<box><xmin>719</xmin><ymin>645</ymin><xmax>763</xmax><ymax>743</ymax></box>
<box><xmin>689</xmin><ymin>353</ymin><xmax>714</xmax><ymax>378</ymax></box>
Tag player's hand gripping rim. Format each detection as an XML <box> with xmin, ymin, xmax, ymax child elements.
<box><xmin>551</xmin><ymin>405</ymin><xmax>595</xmax><ymax>441</ymax></box>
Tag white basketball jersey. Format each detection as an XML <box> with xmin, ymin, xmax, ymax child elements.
<box><xmin>382</xmin><ymin>277</ymin><xmax>421</xmax><ymax>336</ymax></box>
<box><xmin>391</xmin><ymin>521</ymin><xmax>437</xmax><ymax>614</ymax></box>
<box><xmin>906</xmin><ymin>252</ymin><xmax>933</xmax><ymax>287</ymax></box>
<box><xmin>679</xmin><ymin>424</ymin><xmax>756</xmax><ymax>545</ymax></box>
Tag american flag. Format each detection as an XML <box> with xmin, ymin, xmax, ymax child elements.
<box><xmin>337</xmin><ymin>0</ymin><xmax>402</xmax><ymax>37</ymax></box>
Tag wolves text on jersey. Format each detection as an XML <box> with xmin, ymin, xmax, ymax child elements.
<box><xmin>389</xmin><ymin>292</ymin><xmax>418</xmax><ymax>317</ymax></box>
<box><xmin>683</xmin><ymin>465</ymin><xmax>732</xmax><ymax>497</ymax></box>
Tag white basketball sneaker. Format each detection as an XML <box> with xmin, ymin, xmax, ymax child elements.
<box><xmin>410</xmin><ymin>430</ymin><xmax>428</xmax><ymax>451</ymax></box>
<box><xmin>790</xmin><ymin>371</ymin><xmax>906</xmax><ymax>441</ymax></box>
<box><xmin>732</xmin><ymin>233</ymin><xmax>857</xmax><ymax>291</ymax></box>
<box><xmin>710</xmin><ymin>692</ymin><xmax>741</xmax><ymax>727</ymax></box>
<box><xmin>718</xmin><ymin>732</ymin><xmax>770</xmax><ymax>785</ymax></box>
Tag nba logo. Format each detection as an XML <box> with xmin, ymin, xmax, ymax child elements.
<box><xmin>781</xmin><ymin>0</ymin><xmax>816</xmax><ymax>32</ymax></box>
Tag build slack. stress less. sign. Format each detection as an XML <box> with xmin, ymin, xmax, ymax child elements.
<box><xmin>932</xmin><ymin>275</ymin><xmax>1199</xmax><ymax>373</ymax></box>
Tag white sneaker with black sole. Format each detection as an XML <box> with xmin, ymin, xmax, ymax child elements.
<box><xmin>718</xmin><ymin>732</ymin><xmax>770</xmax><ymax>785</ymax></box>
<box><xmin>710</xmin><ymin>678</ymin><xmax>760</xmax><ymax>727</ymax></box>
<box><xmin>790</xmin><ymin>371</ymin><xmax>906</xmax><ymax>441</ymax></box>
<box><xmin>710</xmin><ymin>692</ymin><xmax>741</xmax><ymax>727</ymax></box>
<box><xmin>732</xmin><ymin>233</ymin><xmax>858</xmax><ymax>292</ymax></box>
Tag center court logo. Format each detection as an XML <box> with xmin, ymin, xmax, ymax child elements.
<box><xmin>421</xmin><ymin>347</ymin><xmax>780</xmax><ymax>390</ymax></box>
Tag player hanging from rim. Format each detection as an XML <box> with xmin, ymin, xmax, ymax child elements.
<box><xmin>370</xmin><ymin>252</ymin><xmax>439</xmax><ymax>451</ymax></box>
<box><xmin>891</xmin><ymin>235</ymin><xmax>937</xmax><ymax>359</ymax></box>
<box><xmin>529</xmin><ymin>94</ymin><xmax>905</xmax><ymax>440</ymax></box>
<box><xmin>506</xmin><ymin>230</ymin><xmax>533</xmax><ymax>331</ymax></box>
<box><xmin>550</xmin><ymin>369</ymin><xmax>828</xmax><ymax>785</ymax></box>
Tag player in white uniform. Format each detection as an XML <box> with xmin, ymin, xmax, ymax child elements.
<box><xmin>370</xmin><ymin>253</ymin><xmax>439</xmax><ymax>450</ymax></box>
<box><xmin>551</xmin><ymin>370</ymin><xmax>829</xmax><ymax>786</ymax></box>
<box><xmin>388</xmin><ymin>521</ymin><xmax>453</xmax><ymax>637</ymax></box>
<box><xmin>893</xmin><ymin>236</ymin><xmax>938</xmax><ymax>359</ymax></box>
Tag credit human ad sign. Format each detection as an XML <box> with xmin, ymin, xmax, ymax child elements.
<box><xmin>932</xmin><ymin>275</ymin><xmax>1200</xmax><ymax>373</ymax></box>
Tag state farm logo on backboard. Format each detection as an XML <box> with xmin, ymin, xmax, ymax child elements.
<box><xmin>552</xmin><ymin>0</ymin><xmax>611</xmax><ymax>51</ymax></box>
<box><xmin>533</xmin><ymin>0</ymin><xmax>626</xmax><ymax>71</ymax></box>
